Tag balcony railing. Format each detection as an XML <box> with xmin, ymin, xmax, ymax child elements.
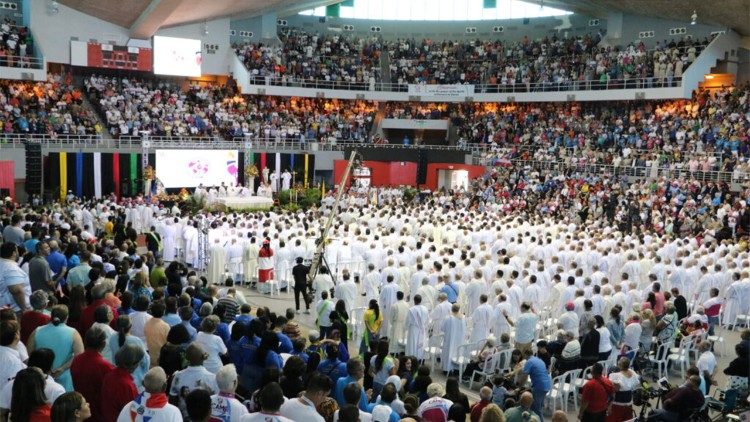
<box><xmin>246</xmin><ymin>75</ymin><xmax>684</xmax><ymax>93</ymax></box>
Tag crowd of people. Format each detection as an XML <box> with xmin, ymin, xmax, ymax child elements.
<box><xmin>234</xmin><ymin>27</ymin><xmax>710</xmax><ymax>91</ymax></box>
<box><xmin>236</xmin><ymin>28</ymin><xmax>383</xmax><ymax>88</ymax></box>
<box><xmin>0</xmin><ymin>73</ymin><xmax>101</xmax><ymax>136</ymax></box>
<box><xmin>84</xmin><ymin>75</ymin><xmax>378</xmax><ymax>142</ymax></box>
<box><xmin>1</xmin><ymin>151</ymin><xmax>750</xmax><ymax>421</ymax></box>
<box><xmin>0</xmin><ymin>19</ymin><xmax>35</xmax><ymax>69</ymax></box>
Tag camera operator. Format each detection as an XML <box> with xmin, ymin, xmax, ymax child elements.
<box><xmin>648</xmin><ymin>375</ymin><xmax>704</xmax><ymax>422</ymax></box>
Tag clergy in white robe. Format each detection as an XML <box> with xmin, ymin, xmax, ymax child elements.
<box><xmin>440</xmin><ymin>304</ymin><xmax>466</xmax><ymax>372</ymax></box>
<box><xmin>388</xmin><ymin>292</ymin><xmax>409</xmax><ymax>353</ymax></box>
<box><xmin>465</xmin><ymin>272</ymin><xmax>488</xmax><ymax>314</ymax></box>
<box><xmin>378</xmin><ymin>276</ymin><xmax>399</xmax><ymax>336</ymax></box>
<box><xmin>469</xmin><ymin>295</ymin><xmax>493</xmax><ymax>344</ymax></box>
<box><xmin>207</xmin><ymin>239</ymin><xmax>228</xmax><ymax>284</ymax></box>
<box><xmin>430</xmin><ymin>294</ymin><xmax>451</xmax><ymax>337</ymax></box>
<box><xmin>183</xmin><ymin>222</ymin><xmax>200</xmax><ymax>268</ymax></box>
<box><xmin>722</xmin><ymin>276</ymin><xmax>749</xmax><ymax>325</ymax></box>
<box><xmin>243</xmin><ymin>237</ymin><xmax>259</xmax><ymax>283</ymax></box>
<box><xmin>405</xmin><ymin>295</ymin><xmax>429</xmax><ymax>359</ymax></box>
<box><xmin>312</xmin><ymin>267</ymin><xmax>335</xmax><ymax>303</ymax></box>
<box><xmin>492</xmin><ymin>295</ymin><xmax>513</xmax><ymax>337</ymax></box>
<box><xmin>335</xmin><ymin>273</ymin><xmax>359</xmax><ymax>314</ymax></box>
<box><xmin>226</xmin><ymin>237</ymin><xmax>244</xmax><ymax>283</ymax></box>
<box><xmin>161</xmin><ymin>219</ymin><xmax>176</xmax><ymax>262</ymax></box>
<box><xmin>415</xmin><ymin>279</ymin><xmax>438</xmax><ymax>311</ymax></box>
<box><xmin>281</xmin><ymin>170</ymin><xmax>292</xmax><ymax>191</ymax></box>
<box><xmin>363</xmin><ymin>265</ymin><xmax>381</xmax><ymax>304</ymax></box>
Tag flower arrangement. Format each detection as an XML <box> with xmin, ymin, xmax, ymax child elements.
<box><xmin>245</xmin><ymin>164</ymin><xmax>259</xmax><ymax>179</ymax></box>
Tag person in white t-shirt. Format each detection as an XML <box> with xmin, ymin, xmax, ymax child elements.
<box><xmin>211</xmin><ymin>364</ymin><xmax>249</xmax><ymax>421</ymax></box>
<box><xmin>241</xmin><ymin>382</ymin><xmax>293</xmax><ymax>422</ymax></box>
<box><xmin>168</xmin><ymin>344</ymin><xmax>219</xmax><ymax>419</ymax></box>
<box><xmin>193</xmin><ymin>315</ymin><xmax>228</xmax><ymax>374</ymax></box>
<box><xmin>117</xmin><ymin>367</ymin><xmax>182</xmax><ymax>422</ymax></box>
<box><xmin>696</xmin><ymin>341</ymin><xmax>717</xmax><ymax>393</ymax></box>
<box><xmin>279</xmin><ymin>373</ymin><xmax>331</xmax><ymax>422</ymax></box>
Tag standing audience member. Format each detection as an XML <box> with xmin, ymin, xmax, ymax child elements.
<box><xmin>70</xmin><ymin>326</ymin><xmax>115</xmax><ymax>422</ymax></box>
<box><xmin>116</xmin><ymin>366</ymin><xmax>182</xmax><ymax>421</ymax></box>
<box><xmin>100</xmin><ymin>344</ymin><xmax>144</xmax><ymax>422</ymax></box>
<box><xmin>579</xmin><ymin>363</ymin><xmax>614</xmax><ymax>422</ymax></box>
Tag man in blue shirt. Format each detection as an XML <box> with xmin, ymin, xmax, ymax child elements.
<box><xmin>440</xmin><ymin>278</ymin><xmax>459</xmax><ymax>304</ymax></box>
<box><xmin>518</xmin><ymin>349</ymin><xmax>552</xmax><ymax>422</ymax></box>
<box><xmin>333</xmin><ymin>358</ymin><xmax>369</xmax><ymax>411</ymax></box>
<box><xmin>46</xmin><ymin>240</ymin><xmax>67</xmax><ymax>287</ymax></box>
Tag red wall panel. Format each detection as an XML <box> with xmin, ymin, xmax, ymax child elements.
<box><xmin>0</xmin><ymin>161</ymin><xmax>16</xmax><ymax>200</ymax></box>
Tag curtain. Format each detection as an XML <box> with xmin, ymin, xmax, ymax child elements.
<box><xmin>93</xmin><ymin>153</ymin><xmax>102</xmax><ymax>198</ymax></box>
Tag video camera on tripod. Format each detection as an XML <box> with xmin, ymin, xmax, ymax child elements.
<box><xmin>633</xmin><ymin>378</ymin><xmax>673</xmax><ymax>420</ymax></box>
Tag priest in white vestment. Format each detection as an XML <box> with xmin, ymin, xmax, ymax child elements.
<box><xmin>430</xmin><ymin>294</ymin><xmax>451</xmax><ymax>337</ymax></box>
<box><xmin>440</xmin><ymin>304</ymin><xmax>466</xmax><ymax>373</ymax></box>
<box><xmin>405</xmin><ymin>295</ymin><xmax>429</xmax><ymax>359</ymax></box>
<box><xmin>183</xmin><ymin>222</ymin><xmax>200</xmax><ymax>268</ymax></box>
<box><xmin>226</xmin><ymin>237</ymin><xmax>244</xmax><ymax>283</ymax></box>
<box><xmin>207</xmin><ymin>239</ymin><xmax>228</xmax><ymax>284</ymax></box>
<box><xmin>415</xmin><ymin>279</ymin><xmax>438</xmax><ymax>311</ymax></box>
<box><xmin>334</xmin><ymin>272</ymin><xmax>359</xmax><ymax>314</ymax></box>
<box><xmin>465</xmin><ymin>272</ymin><xmax>488</xmax><ymax>314</ymax></box>
<box><xmin>492</xmin><ymin>295</ymin><xmax>513</xmax><ymax>337</ymax></box>
<box><xmin>312</xmin><ymin>267</ymin><xmax>335</xmax><ymax>303</ymax></box>
<box><xmin>281</xmin><ymin>170</ymin><xmax>292</xmax><ymax>191</ymax></box>
<box><xmin>470</xmin><ymin>295</ymin><xmax>493</xmax><ymax>343</ymax></box>
<box><xmin>388</xmin><ymin>292</ymin><xmax>409</xmax><ymax>353</ymax></box>
<box><xmin>243</xmin><ymin>237</ymin><xmax>259</xmax><ymax>284</ymax></box>
<box><xmin>161</xmin><ymin>219</ymin><xmax>176</xmax><ymax>262</ymax></box>
<box><xmin>378</xmin><ymin>275</ymin><xmax>399</xmax><ymax>336</ymax></box>
<box><xmin>363</xmin><ymin>265</ymin><xmax>381</xmax><ymax>303</ymax></box>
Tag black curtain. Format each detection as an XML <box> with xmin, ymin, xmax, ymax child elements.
<box><xmin>238</xmin><ymin>152</ymin><xmax>245</xmax><ymax>186</ymax></box>
<box><xmin>119</xmin><ymin>154</ymin><xmax>131</xmax><ymax>198</ymax></box>
<box><xmin>101</xmin><ymin>153</ymin><xmax>114</xmax><ymax>197</ymax></box>
<box><xmin>46</xmin><ymin>153</ymin><xmax>60</xmax><ymax>199</ymax></box>
<box><xmin>82</xmin><ymin>153</ymin><xmax>95</xmax><ymax>199</ymax></box>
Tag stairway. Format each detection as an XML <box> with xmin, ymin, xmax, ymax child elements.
<box><xmin>80</xmin><ymin>89</ymin><xmax>114</xmax><ymax>141</ymax></box>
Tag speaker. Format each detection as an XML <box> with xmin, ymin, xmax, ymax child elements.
<box><xmin>416</xmin><ymin>150</ymin><xmax>428</xmax><ymax>186</ymax></box>
<box><xmin>25</xmin><ymin>142</ymin><xmax>42</xmax><ymax>195</ymax></box>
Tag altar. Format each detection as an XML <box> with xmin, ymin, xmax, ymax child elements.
<box><xmin>215</xmin><ymin>195</ymin><xmax>274</xmax><ymax>211</ymax></box>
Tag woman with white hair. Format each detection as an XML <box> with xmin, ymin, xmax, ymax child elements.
<box><xmin>116</xmin><ymin>367</ymin><xmax>182</xmax><ymax>421</ymax></box>
<box><xmin>210</xmin><ymin>364</ymin><xmax>248</xmax><ymax>421</ymax></box>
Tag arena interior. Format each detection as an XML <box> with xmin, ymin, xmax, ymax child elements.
<box><xmin>0</xmin><ymin>0</ymin><xmax>750</xmax><ymax>421</ymax></box>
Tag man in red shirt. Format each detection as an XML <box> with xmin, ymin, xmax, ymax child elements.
<box><xmin>651</xmin><ymin>280</ymin><xmax>666</xmax><ymax>317</ymax></box>
<box><xmin>100</xmin><ymin>343</ymin><xmax>144</xmax><ymax>422</ymax></box>
<box><xmin>579</xmin><ymin>363</ymin><xmax>614</xmax><ymax>422</ymax></box>
<box><xmin>20</xmin><ymin>291</ymin><xmax>50</xmax><ymax>344</ymax></box>
<box><xmin>78</xmin><ymin>283</ymin><xmax>119</xmax><ymax>334</ymax></box>
<box><xmin>71</xmin><ymin>326</ymin><xmax>115</xmax><ymax>422</ymax></box>
<box><xmin>470</xmin><ymin>386</ymin><xmax>493</xmax><ymax>422</ymax></box>
<box><xmin>702</xmin><ymin>288</ymin><xmax>723</xmax><ymax>336</ymax></box>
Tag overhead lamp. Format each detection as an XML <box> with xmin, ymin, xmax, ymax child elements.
<box><xmin>691</xmin><ymin>10</ymin><xmax>697</xmax><ymax>25</ymax></box>
<box><xmin>48</xmin><ymin>0</ymin><xmax>59</xmax><ymax>15</ymax></box>
<box><xmin>203</xmin><ymin>21</ymin><xmax>209</xmax><ymax>36</ymax></box>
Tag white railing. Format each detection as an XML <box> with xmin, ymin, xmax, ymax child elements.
<box><xmin>0</xmin><ymin>54</ymin><xmax>45</xmax><ymax>70</ymax></box>
<box><xmin>494</xmin><ymin>159</ymin><xmax>742</xmax><ymax>183</ymax></box>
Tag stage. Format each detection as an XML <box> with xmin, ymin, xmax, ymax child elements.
<box><xmin>212</xmin><ymin>195</ymin><xmax>274</xmax><ymax>211</ymax></box>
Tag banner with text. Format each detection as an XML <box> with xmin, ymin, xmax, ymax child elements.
<box><xmin>70</xmin><ymin>41</ymin><xmax>153</xmax><ymax>71</ymax></box>
<box><xmin>407</xmin><ymin>84</ymin><xmax>474</xmax><ymax>98</ymax></box>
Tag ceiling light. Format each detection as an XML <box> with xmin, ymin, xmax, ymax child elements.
<box><xmin>691</xmin><ymin>10</ymin><xmax>697</xmax><ymax>25</ymax></box>
<box><xmin>203</xmin><ymin>21</ymin><xmax>209</xmax><ymax>35</ymax></box>
<box><xmin>48</xmin><ymin>0</ymin><xmax>59</xmax><ymax>15</ymax></box>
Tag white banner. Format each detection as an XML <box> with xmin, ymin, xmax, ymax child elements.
<box><xmin>407</xmin><ymin>84</ymin><xmax>474</xmax><ymax>98</ymax></box>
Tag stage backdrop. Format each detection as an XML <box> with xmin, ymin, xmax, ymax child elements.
<box><xmin>45</xmin><ymin>152</ymin><xmax>315</xmax><ymax>199</ymax></box>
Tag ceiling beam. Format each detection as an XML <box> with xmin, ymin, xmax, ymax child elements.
<box><xmin>129</xmin><ymin>0</ymin><xmax>184</xmax><ymax>39</ymax></box>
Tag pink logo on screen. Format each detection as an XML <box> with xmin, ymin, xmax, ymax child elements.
<box><xmin>188</xmin><ymin>159</ymin><xmax>209</xmax><ymax>178</ymax></box>
<box><xmin>226</xmin><ymin>160</ymin><xmax>238</xmax><ymax>180</ymax></box>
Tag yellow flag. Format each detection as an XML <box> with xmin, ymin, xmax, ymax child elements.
<box><xmin>304</xmin><ymin>154</ymin><xmax>309</xmax><ymax>188</ymax></box>
<box><xmin>59</xmin><ymin>152</ymin><xmax>67</xmax><ymax>201</ymax></box>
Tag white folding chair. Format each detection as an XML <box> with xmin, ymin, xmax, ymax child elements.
<box><xmin>732</xmin><ymin>313</ymin><xmax>750</xmax><ymax>331</ymax></box>
<box><xmin>469</xmin><ymin>351</ymin><xmax>502</xmax><ymax>390</ymax></box>
<box><xmin>667</xmin><ymin>345</ymin><xmax>690</xmax><ymax>379</ymax></box>
<box><xmin>423</xmin><ymin>333</ymin><xmax>444</xmax><ymax>371</ymax></box>
<box><xmin>451</xmin><ymin>343</ymin><xmax>475</xmax><ymax>381</ymax></box>
<box><xmin>648</xmin><ymin>343</ymin><xmax>670</xmax><ymax>379</ymax></box>
<box><xmin>496</xmin><ymin>349</ymin><xmax>513</xmax><ymax>374</ymax></box>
